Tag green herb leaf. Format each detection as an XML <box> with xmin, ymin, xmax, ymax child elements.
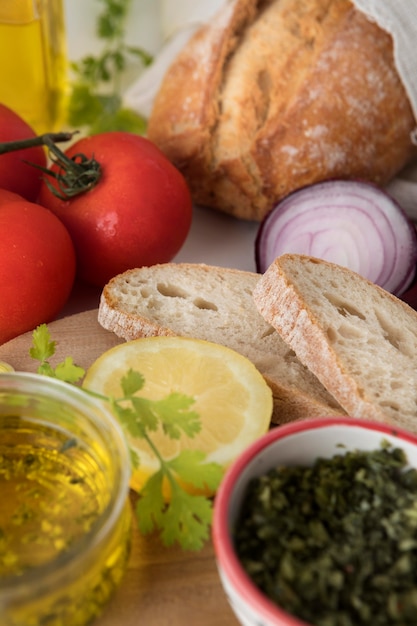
<box><xmin>67</xmin><ymin>0</ymin><xmax>152</xmax><ymax>134</ymax></box>
<box><xmin>29</xmin><ymin>324</ymin><xmax>56</xmax><ymax>362</ymax></box>
<box><xmin>88</xmin><ymin>107</ymin><xmax>148</xmax><ymax>135</ymax></box>
<box><xmin>168</xmin><ymin>450</ymin><xmax>224</xmax><ymax>492</ymax></box>
<box><xmin>160</xmin><ymin>488</ymin><xmax>214</xmax><ymax>551</ymax></box>
<box><xmin>54</xmin><ymin>357</ymin><xmax>86</xmax><ymax>384</ymax></box>
<box><xmin>30</xmin><ymin>324</ymin><xmax>85</xmax><ymax>383</ymax></box>
<box><xmin>149</xmin><ymin>393</ymin><xmax>201</xmax><ymax>439</ymax></box>
<box><xmin>120</xmin><ymin>368</ymin><xmax>145</xmax><ymax>396</ymax></box>
<box><xmin>135</xmin><ymin>471</ymin><xmax>165</xmax><ymax>535</ymax></box>
<box><xmin>136</xmin><ymin>476</ymin><xmax>214</xmax><ymax>551</ymax></box>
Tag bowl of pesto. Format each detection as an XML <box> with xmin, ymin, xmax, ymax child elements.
<box><xmin>212</xmin><ymin>416</ymin><xmax>417</xmax><ymax>626</ymax></box>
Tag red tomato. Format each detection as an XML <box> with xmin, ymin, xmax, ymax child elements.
<box><xmin>0</xmin><ymin>104</ymin><xmax>46</xmax><ymax>202</ymax></box>
<box><xmin>0</xmin><ymin>201</ymin><xmax>76</xmax><ymax>345</ymax></box>
<box><xmin>0</xmin><ymin>188</ymin><xmax>25</xmax><ymax>205</ymax></box>
<box><xmin>37</xmin><ymin>132</ymin><xmax>193</xmax><ymax>286</ymax></box>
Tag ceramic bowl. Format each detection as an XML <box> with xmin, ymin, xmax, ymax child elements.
<box><xmin>212</xmin><ymin>417</ymin><xmax>417</xmax><ymax>626</ymax></box>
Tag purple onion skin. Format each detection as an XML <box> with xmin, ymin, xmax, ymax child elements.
<box><xmin>254</xmin><ymin>179</ymin><xmax>417</xmax><ymax>298</ymax></box>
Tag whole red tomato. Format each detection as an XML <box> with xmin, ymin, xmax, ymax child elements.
<box><xmin>0</xmin><ymin>189</ymin><xmax>24</xmax><ymax>205</ymax></box>
<box><xmin>0</xmin><ymin>104</ymin><xmax>46</xmax><ymax>202</ymax></box>
<box><xmin>0</xmin><ymin>200</ymin><xmax>76</xmax><ymax>344</ymax></box>
<box><xmin>38</xmin><ymin>132</ymin><xmax>193</xmax><ymax>286</ymax></box>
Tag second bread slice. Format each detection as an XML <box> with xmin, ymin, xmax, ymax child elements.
<box><xmin>253</xmin><ymin>254</ymin><xmax>417</xmax><ymax>431</ymax></box>
<box><xmin>98</xmin><ymin>263</ymin><xmax>344</xmax><ymax>424</ymax></box>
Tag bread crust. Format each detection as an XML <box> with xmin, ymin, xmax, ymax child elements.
<box><xmin>253</xmin><ymin>254</ymin><xmax>417</xmax><ymax>430</ymax></box>
<box><xmin>98</xmin><ymin>263</ymin><xmax>345</xmax><ymax>424</ymax></box>
<box><xmin>148</xmin><ymin>0</ymin><xmax>417</xmax><ymax>221</ymax></box>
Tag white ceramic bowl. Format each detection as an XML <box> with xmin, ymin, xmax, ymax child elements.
<box><xmin>212</xmin><ymin>417</ymin><xmax>417</xmax><ymax>626</ymax></box>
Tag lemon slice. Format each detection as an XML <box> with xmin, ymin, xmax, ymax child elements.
<box><xmin>83</xmin><ymin>336</ymin><xmax>272</xmax><ymax>493</ymax></box>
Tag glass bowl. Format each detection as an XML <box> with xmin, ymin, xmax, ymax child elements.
<box><xmin>0</xmin><ymin>372</ymin><xmax>132</xmax><ymax>626</ymax></box>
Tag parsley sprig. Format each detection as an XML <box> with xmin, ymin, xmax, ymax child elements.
<box><xmin>67</xmin><ymin>0</ymin><xmax>152</xmax><ymax>135</ymax></box>
<box><xmin>30</xmin><ymin>324</ymin><xmax>223</xmax><ymax>551</ymax></box>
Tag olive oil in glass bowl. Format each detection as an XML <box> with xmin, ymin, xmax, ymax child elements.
<box><xmin>0</xmin><ymin>372</ymin><xmax>132</xmax><ymax>626</ymax></box>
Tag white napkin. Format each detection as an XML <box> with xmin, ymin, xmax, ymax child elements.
<box><xmin>352</xmin><ymin>1</ymin><xmax>417</xmax><ymax>122</ymax></box>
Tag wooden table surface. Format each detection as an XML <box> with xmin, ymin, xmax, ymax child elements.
<box><xmin>0</xmin><ymin>310</ymin><xmax>239</xmax><ymax>626</ymax></box>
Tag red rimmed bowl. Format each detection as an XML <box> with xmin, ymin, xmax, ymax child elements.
<box><xmin>212</xmin><ymin>417</ymin><xmax>417</xmax><ymax>626</ymax></box>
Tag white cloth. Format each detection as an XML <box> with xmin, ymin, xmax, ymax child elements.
<box><xmin>352</xmin><ymin>0</ymin><xmax>417</xmax><ymax>121</ymax></box>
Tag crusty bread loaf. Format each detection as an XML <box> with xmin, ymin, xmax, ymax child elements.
<box><xmin>98</xmin><ymin>263</ymin><xmax>344</xmax><ymax>424</ymax></box>
<box><xmin>147</xmin><ymin>0</ymin><xmax>417</xmax><ymax>221</ymax></box>
<box><xmin>253</xmin><ymin>254</ymin><xmax>417</xmax><ymax>431</ymax></box>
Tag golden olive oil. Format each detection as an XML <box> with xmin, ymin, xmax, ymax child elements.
<box><xmin>0</xmin><ymin>415</ymin><xmax>132</xmax><ymax>626</ymax></box>
<box><xmin>0</xmin><ymin>0</ymin><xmax>68</xmax><ymax>133</ymax></box>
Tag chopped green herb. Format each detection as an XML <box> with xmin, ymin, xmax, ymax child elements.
<box><xmin>235</xmin><ymin>446</ymin><xmax>417</xmax><ymax>625</ymax></box>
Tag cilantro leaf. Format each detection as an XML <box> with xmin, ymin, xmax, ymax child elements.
<box><xmin>129</xmin><ymin>397</ymin><xmax>159</xmax><ymax>432</ymax></box>
<box><xmin>129</xmin><ymin>447</ymin><xmax>140</xmax><ymax>470</ymax></box>
<box><xmin>135</xmin><ymin>470</ymin><xmax>166</xmax><ymax>535</ymax></box>
<box><xmin>29</xmin><ymin>324</ymin><xmax>56</xmax><ymax>362</ymax></box>
<box><xmin>112</xmin><ymin>400</ymin><xmax>153</xmax><ymax>436</ymax></box>
<box><xmin>54</xmin><ymin>357</ymin><xmax>86</xmax><ymax>384</ymax></box>
<box><xmin>136</xmin><ymin>474</ymin><xmax>214</xmax><ymax>551</ymax></box>
<box><xmin>159</xmin><ymin>488</ymin><xmax>214</xmax><ymax>551</ymax></box>
<box><xmin>121</xmin><ymin>368</ymin><xmax>145</xmax><ymax>396</ymax></box>
<box><xmin>36</xmin><ymin>362</ymin><xmax>57</xmax><ymax>378</ymax></box>
<box><xmin>168</xmin><ymin>450</ymin><xmax>224</xmax><ymax>492</ymax></box>
<box><xmin>151</xmin><ymin>393</ymin><xmax>201</xmax><ymax>439</ymax></box>
<box><xmin>30</xmin><ymin>324</ymin><xmax>85</xmax><ymax>383</ymax></box>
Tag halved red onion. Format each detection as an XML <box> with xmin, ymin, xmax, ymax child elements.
<box><xmin>255</xmin><ymin>180</ymin><xmax>417</xmax><ymax>296</ymax></box>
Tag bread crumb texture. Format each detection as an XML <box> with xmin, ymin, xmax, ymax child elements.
<box><xmin>254</xmin><ymin>254</ymin><xmax>417</xmax><ymax>431</ymax></box>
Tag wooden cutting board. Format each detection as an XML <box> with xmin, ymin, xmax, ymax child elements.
<box><xmin>0</xmin><ymin>311</ymin><xmax>238</xmax><ymax>626</ymax></box>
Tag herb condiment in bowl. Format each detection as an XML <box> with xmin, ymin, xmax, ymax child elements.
<box><xmin>213</xmin><ymin>417</ymin><xmax>417</xmax><ymax>626</ymax></box>
<box><xmin>0</xmin><ymin>372</ymin><xmax>132</xmax><ymax>626</ymax></box>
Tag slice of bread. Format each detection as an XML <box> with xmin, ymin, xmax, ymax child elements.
<box><xmin>253</xmin><ymin>254</ymin><xmax>417</xmax><ymax>430</ymax></box>
<box><xmin>98</xmin><ymin>263</ymin><xmax>344</xmax><ymax>424</ymax></box>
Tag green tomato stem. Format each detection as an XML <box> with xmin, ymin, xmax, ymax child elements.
<box><xmin>0</xmin><ymin>132</ymin><xmax>76</xmax><ymax>154</ymax></box>
<box><xmin>42</xmin><ymin>135</ymin><xmax>102</xmax><ymax>200</ymax></box>
<box><xmin>0</xmin><ymin>130</ymin><xmax>103</xmax><ymax>201</ymax></box>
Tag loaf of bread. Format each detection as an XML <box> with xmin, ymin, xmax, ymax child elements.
<box><xmin>147</xmin><ymin>0</ymin><xmax>417</xmax><ymax>221</ymax></box>
<box><xmin>253</xmin><ymin>254</ymin><xmax>417</xmax><ymax>431</ymax></box>
<box><xmin>98</xmin><ymin>263</ymin><xmax>344</xmax><ymax>424</ymax></box>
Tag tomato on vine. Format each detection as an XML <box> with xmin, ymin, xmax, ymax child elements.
<box><xmin>37</xmin><ymin>131</ymin><xmax>193</xmax><ymax>287</ymax></box>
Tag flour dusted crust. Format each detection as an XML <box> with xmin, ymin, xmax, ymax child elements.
<box><xmin>147</xmin><ymin>0</ymin><xmax>417</xmax><ymax>221</ymax></box>
<box><xmin>253</xmin><ymin>254</ymin><xmax>417</xmax><ymax>431</ymax></box>
<box><xmin>98</xmin><ymin>263</ymin><xmax>345</xmax><ymax>424</ymax></box>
